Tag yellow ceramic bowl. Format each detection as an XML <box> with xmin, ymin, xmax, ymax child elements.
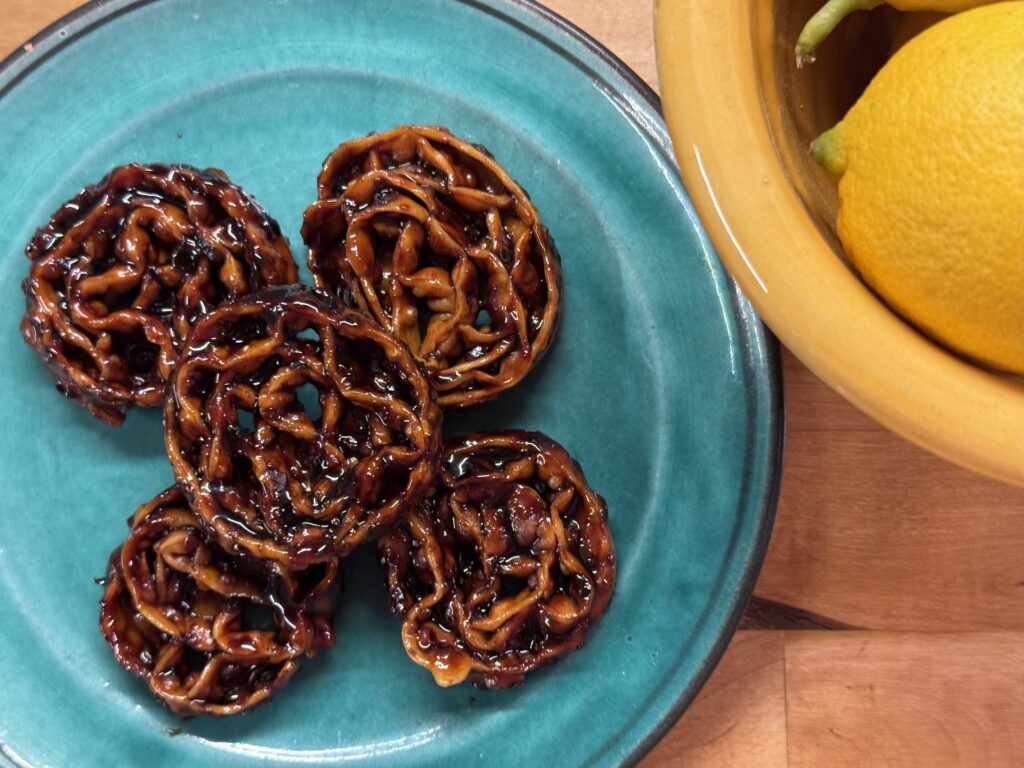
<box><xmin>655</xmin><ymin>0</ymin><xmax>1024</xmax><ymax>486</ymax></box>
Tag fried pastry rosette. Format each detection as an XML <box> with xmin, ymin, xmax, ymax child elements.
<box><xmin>100</xmin><ymin>487</ymin><xmax>337</xmax><ymax>716</ymax></box>
<box><xmin>303</xmin><ymin>126</ymin><xmax>561</xmax><ymax>408</ymax></box>
<box><xmin>165</xmin><ymin>286</ymin><xmax>442</xmax><ymax>567</ymax></box>
<box><xmin>22</xmin><ymin>163</ymin><xmax>297</xmax><ymax>425</ymax></box>
<box><xmin>379</xmin><ymin>431</ymin><xmax>615</xmax><ymax>688</ymax></box>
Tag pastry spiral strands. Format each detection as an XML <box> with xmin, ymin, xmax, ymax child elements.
<box><xmin>21</xmin><ymin>164</ymin><xmax>297</xmax><ymax>425</ymax></box>
<box><xmin>302</xmin><ymin>126</ymin><xmax>562</xmax><ymax>408</ymax></box>
<box><xmin>379</xmin><ymin>431</ymin><xmax>615</xmax><ymax>688</ymax></box>
<box><xmin>164</xmin><ymin>286</ymin><xmax>443</xmax><ymax>567</ymax></box>
<box><xmin>100</xmin><ymin>487</ymin><xmax>337</xmax><ymax>716</ymax></box>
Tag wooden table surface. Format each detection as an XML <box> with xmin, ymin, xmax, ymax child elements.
<box><xmin>4</xmin><ymin>2</ymin><xmax>1023</xmax><ymax>765</ymax></box>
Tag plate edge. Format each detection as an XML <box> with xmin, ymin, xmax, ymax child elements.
<box><xmin>0</xmin><ymin>2</ymin><xmax>784</xmax><ymax>766</ymax></box>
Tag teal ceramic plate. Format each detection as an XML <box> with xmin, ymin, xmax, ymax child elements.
<box><xmin>0</xmin><ymin>1</ymin><xmax>781</xmax><ymax>766</ymax></box>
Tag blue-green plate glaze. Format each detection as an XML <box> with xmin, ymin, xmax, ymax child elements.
<box><xmin>0</xmin><ymin>1</ymin><xmax>781</xmax><ymax>765</ymax></box>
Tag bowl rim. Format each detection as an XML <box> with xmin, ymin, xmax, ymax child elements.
<box><xmin>655</xmin><ymin>0</ymin><xmax>1024</xmax><ymax>487</ymax></box>
<box><xmin>0</xmin><ymin>0</ymin><xmax>786</xmax><ymax>765</ymax></box>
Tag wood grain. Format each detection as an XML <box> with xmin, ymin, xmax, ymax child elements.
<box><xmin>640</xmin><ymin>631</ymin><xmax>789</xmax><ymax>767</ymax></box>
<box><xmin>785</xmin><ymin>632</ymin><xmax>1024</xmax><ymax>767</ymax></box>
<box><xmin>543</xmin><ymin>0</ymin><xmax>658</xmax><ymax>88</ymax></box>
<box><xmin>760</xmin><ymin>367</ymin><xmax>1024</xmax><ymax>631</ymax></box>
<box><xmin>1</xmin><ymin>0</ymin><xmax>80</xmax><ymax>57</ymax></box>
<box><xmin>4</xmin><ymin>2</ymin><xmax>1023</xmax><ymax>767</ymax></box>
<box><xmin>647</xmin><ymin>629</ymin><xmax>1024</xmax><ymax>767</ymax></box>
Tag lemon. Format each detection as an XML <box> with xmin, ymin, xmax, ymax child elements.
<box><xmin>813</xmin><ymin>2</ymin><xmax>1024</xmax><ymax>373</ymax></box>
<box><xmin>796</xmin><ymin>0</ymin><xmax>998</xmax><ymax>64</ymax></box>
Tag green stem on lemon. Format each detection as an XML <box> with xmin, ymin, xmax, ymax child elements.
<box><xmin>795</xmin><ymin>0</ymin><xmax>885</xmax><ymax>67</ymax></box>
<box><xmin>812</xmin><ymin>123</ymin><xmax>849</xmax><ymax>179</ymax></box>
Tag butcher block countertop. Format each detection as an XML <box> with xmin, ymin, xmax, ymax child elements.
<box><xmin>4</xmin><ymin>1</ymin><xmax>1023</xmax><ymax>765</ymax></box>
